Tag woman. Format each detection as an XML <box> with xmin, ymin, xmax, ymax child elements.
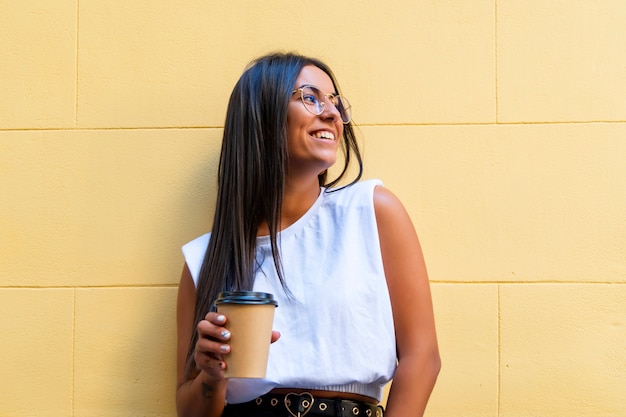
<box><xmin>176</xmin><ymin>52</ymin><xmax>440</xmax><ymax>417</ymax></box>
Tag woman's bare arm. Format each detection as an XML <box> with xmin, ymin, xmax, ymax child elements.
<box><xmin>374</xmin><ymin>186</ymin><xmax>441</xmax><ymax>417</ymax></box>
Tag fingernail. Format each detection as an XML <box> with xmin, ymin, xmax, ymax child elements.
<box><xmin>220</xmin><ymin>330</ymin><xmax>231</xmax><ymax>339</ymax></box>
<box><xmin>220</xmin><ymin>344</ymin><xmax>230</xmax><ymax>353</ymax></box>
<box><xmin>216</xmin><ymin>315</ymin><xmax>226</xmax><ymax>322</ymax></box>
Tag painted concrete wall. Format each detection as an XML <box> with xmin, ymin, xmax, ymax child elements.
<box><xmin>1</xmin><ymin>1</ymin><xmax>624</xmax><ymax>416</ymax></box>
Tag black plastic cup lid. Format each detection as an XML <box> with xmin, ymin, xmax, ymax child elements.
<box><xmin>215</xmin><ymin>291</ymin><xmax>278</xmax><ymax>306</ymax></box>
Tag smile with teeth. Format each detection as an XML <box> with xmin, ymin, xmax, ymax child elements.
<box><xmin>312</xmin><ymin>131</ymin><xmax>335</xmax><ymax>141</ymax></box>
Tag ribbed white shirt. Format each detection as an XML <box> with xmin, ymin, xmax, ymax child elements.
<box><xmin>182</xmin><ymin>179</ymin><xmax>396</xmax><ymax>404</ymax></box>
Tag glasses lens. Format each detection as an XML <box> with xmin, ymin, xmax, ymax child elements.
<box><xmin>334</xmin><ymin>96</ymin><xmax>352</xmax><ymax>124</ymax></box>
<box><xmin>301</xmin><ymin>86</ymin><xmax>324</xmax><ymax>115</ymax></box>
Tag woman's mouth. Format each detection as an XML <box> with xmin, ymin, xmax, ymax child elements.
<box><xmin>311</xmin><ymin>130</ymin><xmax>335</xmax><ymax>141</ymax></box>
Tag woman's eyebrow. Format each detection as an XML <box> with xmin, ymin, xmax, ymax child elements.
<box><xmin>296</xmin><ymin>84</ymin><xmax>338</xmax><ymax>95</ymax></box>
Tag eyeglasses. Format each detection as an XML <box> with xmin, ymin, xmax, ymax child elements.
<box><xmin>292</xmin><ymin>85</ymin><xmax>352</xmax><ymax>124</ymax></box>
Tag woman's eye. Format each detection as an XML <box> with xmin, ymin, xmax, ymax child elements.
<box><xmin>303</xmin><ymin>94</ymin><xmax>318</xmax><ymax>104</ymax></box>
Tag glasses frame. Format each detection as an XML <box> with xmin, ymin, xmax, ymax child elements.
<box><xmin>292</xmin><ymin>85</ymin><xmax>352</xmax><ymax>124</ymax></box>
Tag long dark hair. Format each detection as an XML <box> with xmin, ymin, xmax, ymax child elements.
<box><xmin>185</xmin><ymin>52</ymin><xmax>362</xmax><ymax>375</ymax></box>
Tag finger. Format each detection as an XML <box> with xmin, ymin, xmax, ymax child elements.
<box><xmin>196</xmin><ymin>352</ymin><xmax>226</xmax><ymax>374</ymax></box>
<box><xmin>196</xmin><ymin>336</ymin><xmax>231</xmax><ymax>356</ymax></box>
<box><xmin>195</xmin><ymin>341</ymin><xmax>229</xmax><ymax>373</ymax></box>
<box><xmin>197</xmin><ymin>318</ymin><xmax>231</xmax><ymax>342</ymax></box>
<box><xmin>271</xmin><ymin>330</ymin><xmax>281</xmax><ymax>343</ymax></box>
<box><xmin>204</xmin><ymin>311</ymin><xmax>228</xmax><ymax>326</ymax></box>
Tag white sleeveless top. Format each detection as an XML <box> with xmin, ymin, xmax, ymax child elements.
<box><xmin>182</xmin><ymin>179</ymin><xmax>396</xmax><ymax>404</ymax></box>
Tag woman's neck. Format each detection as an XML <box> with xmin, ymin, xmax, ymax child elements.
<box><xmin>283</xmin><ymin>177</ymin><xmax>321</xmax><ymax>221</ymax></box>
<box><xmin>257</xmin><ymin>176</ymin><xmax>321</xmax><ymax>236</ymax></box>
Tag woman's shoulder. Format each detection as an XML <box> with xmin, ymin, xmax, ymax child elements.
<box><xmin>372</xmin><ymin>184</ymin><xmax>404</xmax><ymax>212</ymax></box>
<box><xmin>181</xmin><ymin>232</ymin><xmax>211</xmax><ymax>285</ymax></box>
<box><xmin>182</xmin><ymin>232</ymin><xmax>210</xmax><ymax>253</ymax></box>
<box><xmin>371</xmin><ymin>184</ymin><xmax>414</xmax><ymax>234</ymax></box>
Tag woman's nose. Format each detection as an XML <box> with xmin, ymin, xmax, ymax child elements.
<box><xmin>320</xmin><ymin>96</ymin><xmax>341</xmax><ymax>121</ymax></box>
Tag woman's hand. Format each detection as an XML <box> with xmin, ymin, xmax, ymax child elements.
<box><xmin>194</xmin><ymin>312</ymin><xmax>231</xmax><ymax>380</ymax></box>
<box><xmin>194</xmin><ymin>312</ymin><xmax>282</xmax><ymax>381</ymax></box>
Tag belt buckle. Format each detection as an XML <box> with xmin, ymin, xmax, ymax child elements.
<box><xmin>284</xmin><ymin>392</ymin><xmax>315</xmax><ymax>417</ymax></box>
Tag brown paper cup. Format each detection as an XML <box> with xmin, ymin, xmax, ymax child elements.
<box><xmin>215</xmin><ymin>291</ymin><xmax>278</xmax><ymax>378</ymax></box>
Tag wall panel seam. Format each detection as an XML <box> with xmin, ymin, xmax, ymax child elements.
<box><xmin>71</xmin><ymin>287</ymin><xmax>76</xmax><ymax>417</ymax></box>
<box><xmin>495</xmin><ymin>0</ymin><xmax>499</xmax><ymax>124</ymax></box>
<box><xmin>1</xmin><ymin>122</ymin><xmax>626</xmax><ymax>133</ymax></box>
<box><xmin>75</xmin><ymin>0</ymin><xmax>80</xmax><ymax>130</ymax></box>
<box><xmin>497</xmin><ymin>283</ymin><xmax>501</xmax><ymax>417</ymax></box>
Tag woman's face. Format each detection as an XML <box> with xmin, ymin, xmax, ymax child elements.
<box><xmin>286</xmin><ymin>65</ymin><xmax>344</xmax><ymax>178</ymax></box>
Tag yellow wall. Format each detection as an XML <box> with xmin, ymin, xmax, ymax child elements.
<box><xmin>1</xmin><ymin>1</ymin><xmax>624</xmax><ymax>416</ymax></box>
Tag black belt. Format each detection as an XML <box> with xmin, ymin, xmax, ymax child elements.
<box><xmin>223</xmin><ymin>392</ymin><xmax>384</xmax><ymax>417</ymax></box>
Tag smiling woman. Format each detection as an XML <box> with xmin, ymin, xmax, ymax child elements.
<box><xmin>175</xmin><ymin>52</ymin><xmax>440</xmax><ymax>417</ymax></box>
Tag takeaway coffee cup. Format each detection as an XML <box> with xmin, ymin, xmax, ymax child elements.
<box><xmin>215</xmin><ymin>291</ymin><xmax>278</xmax><ymax>378</ymax></box>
